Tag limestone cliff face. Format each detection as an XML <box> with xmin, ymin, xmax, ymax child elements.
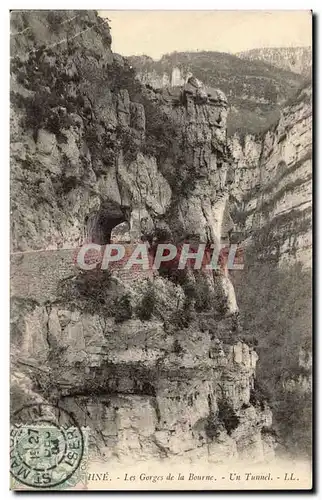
<box><xmin>11</xmin><ymin>10</ymin><xmax>141</xmax><ymax>252</ymax></box>
<box><xmin>12</xmin><ymin>299</ymin><xmax>273</xmax><ymax>464</ymax></box>
<box><xmin>228</xmin><ymin>84</ymin><xmax>312</xmax><ymax>457</ymax></box>
<box><xmin>237</xmin><ymin>47</ymin><xmax>312</xmax><ymax>78</ymax></box>
<box><xmin>229</xmin><ymin>84</ymin><xmax>312</xmax><ymax>268</ymax></box>
<box><xmin>10</xmin><ymin>10</ymin><xmax>275</xmax><ymax>465</ymax></box>
<box><xmin>11</xmin><ymin>13</ymin><xmax>230</xmax><ymax>254</ymax></box>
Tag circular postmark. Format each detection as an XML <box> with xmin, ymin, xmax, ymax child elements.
<box><xmin>10</xmin><ymin>403</ymin><xmax>84</xmax><ymax>489</ymax></box>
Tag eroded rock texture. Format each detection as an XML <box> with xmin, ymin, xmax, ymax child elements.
<box><xmin>10</xmin><ymin>10</ymin><xmax>289</xmax><ymax>466</ymax></box>
<box><xmin>229</xmin><ymin>84</ymin><xmax>312</xmax><ymax>268</ymax></box>
<box><xmin>228</xmin><ymin>84</ymin><xmax>312</xmax><ymax>457</ymax></box>
<box><xmin>12</xmin><ymin>298</ymin><xmax>274</xmax><ymax>464</ymax></box>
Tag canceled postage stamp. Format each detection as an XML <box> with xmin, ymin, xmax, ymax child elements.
<box><xmin>10</xmin><ymin>8</ymin><xmax>313</xmax><ymax>492</ymax></box>
<box><xmin>10</xmin><ymin>404</ymin><xmax>89</xmax><ymax>490</ymax></box>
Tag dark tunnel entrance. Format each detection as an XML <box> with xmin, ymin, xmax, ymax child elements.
<box><xmin>85</xmin><ymin>202</ymin><xmax>128</xmax><ymax>245</ymax></box>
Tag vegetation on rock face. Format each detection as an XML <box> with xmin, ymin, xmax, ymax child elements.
<box><xmin>11</xmin><ymin>38</ymin><xmax>179</xmax><ymax>175</ymax></box>
<box><xmin>227</xmin><ymin>106</ymin><xmax>281</xmax><ymax>137</ymax></box>
<box><xmin>251</xmin><ymin>208</ymin><xmax>312</xmax><ymax>263</ymax></box>
<box><xmin>135</xmin><ymin>280</ymin><xmax>156</xmax><ymax>320</ymax></box>
<box><xmin>58</xmin><ymin>272</ymin><xmax>187</xmax><ymax>325</ymax></box>
<box><xmin>129</xmin><ymin>51</ymin><xmax>303</xmax><ymax>102</ymax></box>
<box><xmin>10</xmin><ymin>10</ymin><xmax>311</xmax><ymax>462</ymax></box>
<box><xmin>260</xmin><ymin>151</ymin><xmax>312</xmax><ymax>197</ymax></box>
<box><xmin>232</xmin><ymin>260</ymin><xmax>312</xmax><ymax>457</ymax></box>
<box><xmin>117</xmin><ymin>71</ymin><xmax>180</xmax><ymax>162</ymax></box>
<box><xmin>10</xmin><ymin>13</ymin><xmax>184</xmax><ymax>254</ymax></box>
<box><xmin>141</xmin><ymin>96</ymin><xmax>179</xmax><ymax>161</ymax></box>
<box><xmin>277</xmin><ymin>390</ymin><xmax>312</xmax><ymax>457</ymax></box>
<box><xmin>114</xmin><ymin>293</ymin><xmax>133</xmax><ymax>323</ymax></box>
<box><xmin>57</xmin><ymin>270</ymin><xmax>121</xmax><ymax>317</ymax></box>
<box><xmin>249</xmin><ymin>380</ymin><xmax>270</xmax><ymax>411</ymax></box>
<box><xmin>12</xmin><ymin>46</ymin><xmax>133</xmax><ymax>159</ymax></box>
<box><xmin>128</xmin><ymin>50</ymin><xmax>305</xmax><ymax>137</ymax></box>
<box><xmin>228</xmin><ymin>79</ymin><xmax>312</xmax><ymax>459</ymax></box>
<box><xmin>217</xmin><ymin>400</ymin><xmax>240</xmax><ymax>435</ymax></box>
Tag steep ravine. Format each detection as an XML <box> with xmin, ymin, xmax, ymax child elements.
<box><xmin>10</xmin><ymin>10</ymin><xmax>276</xmax><ymax>465</ymax></box>
<box><xmin>228</xmin><ymin>83</ymin><xmax>312</xmax><ymax>458</ymax></box>
<box><xmin>229</xmin><ymin>83</ymin><xmax>312</xmax><ymax>267</ymax></box>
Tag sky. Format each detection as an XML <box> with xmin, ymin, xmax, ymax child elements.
<box><xmin>99</xmin><ymin>10</ymin><xmax>312</xmax><ymax>60</ymax></box>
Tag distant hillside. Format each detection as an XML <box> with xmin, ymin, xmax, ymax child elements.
<box><xmin>128</xmin><ymin>51</ymin><xmax>305</xmax><ymax>136</ymax></box>
<box><xmin>237</xmin><ymin>47</ymin><xmax>312</xmax><ymax>78</ymax></box>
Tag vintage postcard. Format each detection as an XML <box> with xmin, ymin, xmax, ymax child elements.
<box><xmin>10</xmin><ymin>9</ymin><xmax>312</xmax><ymax>490</ymax></box>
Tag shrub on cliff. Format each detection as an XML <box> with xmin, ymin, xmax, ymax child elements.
<box><xmin>250</xmin><ymin>381</ymin><xmax>270</xmax><ymax>410</ymax></box>
<box><xmin>217</xmin><ymin>400</ymin><xmax>240</xmax><ymax>435</ymax></box>
<box><xmin>130</xmin><ymin>277</ymin><xmax>185</xmax><ymax>324</ymax></box>
<box><xmin>205</xmin><ymin>418</ymin><xmax>221</xmax><ymax>440</ymax></box>
<box><xmin>193</xmin><ymin>273</ymin><xmax>214</xmax><ymax>312</ymax></box>
<box><xmin>114</xmin><ymin>293</ymin><xmax>133</xmax><ymax>323</ymax></box>
<box><xmin>135</xmin><ymin>281</ymin><xmax>156</xmax><ymax>321</ymax></box>
<box><xmin>141</xmin><ymin>98</ymin><xmax>178</xmax><ymax>161</ymax></box>
<box><xmin>57</xmin><ymin>270</ymin><xmax>123</xmax><ymax>317</ymax></box>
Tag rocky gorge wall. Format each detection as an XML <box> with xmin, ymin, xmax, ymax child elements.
<box><xmin>229</xmin><ymin>83</ymin><xmax>312</xmax><ymax>268</ymax></box>
<box><xmin>10</xmin><ymin>10</ymin><xmax>276</xmax><ymax>466</ymax></box>
<box><xmin>228</xmin><ymin>83</ymin><xmax>312</xmax><ymax>458</ymax></box>
<box><xmin>12</xmin><ymin>299</ymin><xmax>274</xmax><ymax>464</ymax></box>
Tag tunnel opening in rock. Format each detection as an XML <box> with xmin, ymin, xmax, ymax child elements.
<box><xmin>85</xmin><ymin>202</ymin><xmax>128</xmax><ymax>244</ymax></box>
